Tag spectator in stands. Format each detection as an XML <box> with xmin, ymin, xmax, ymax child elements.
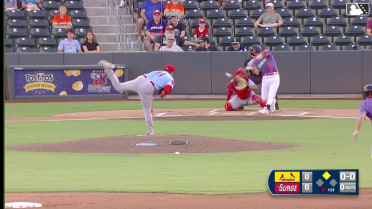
<box><xmin>52</xmin><ymin>5</ymin><xmax>72</xmax><ymax>29</ymax></box>
<box><xmin>154</xmin><ymin>24</ymin><xmax>175</xmax><ymax>51</ymax></box>
<box><xmin>193</xmin><ymin>18</ymin><xmax>209</xmax><ymax>42</ymax></box>
<box><xmin>136</xmin><ymin>0</ymin><xmax>165</xmax><ymax>43</ymax></box>
<box><xmin>81</xmin><ymin>31</ymin><xmax>101</xmax><ymax>52</ymax></box>
<box><xmin>169</xmin><ymin>13</ymin><xmax>199</xmax><ymax>48</ymax></box>
<box><xmin>227</xmin><ymin>37</ymin><xmax>247</xmax><ymax>51</ymax></box>
<box><xmin>20</xmin><ymin>0</ymin><xmax>41</xmax><ymax>11</ymax></box>
<box><xmin>57</xmin><ymin>29</ymin><xmax>82</xmax><ymax>53</ymax></box>
<box><xmin>159</xmin><ymin>34</ymin><xmax>184</xmax><ymax>52</ymax></box>
<box><xmin>5</xmin><ymin>0</ymin><xmax>18</xmax><ymax>11</ymax></box>
<box><xmin>143</xmin><ymin>9</ymin><xmax>167</xmax><ymax>51</ymax></box>
<box><xmin>254</xmin><ymin>2</ymin><xmax>283</xmax><ymax>33</ymax></box>
<box><xmin>164</xmin><ymin>0</ymin><xmax>185</xmax><ymax>19</ymax></box>
<box><xmin>367</xmin><ymin>18</ymin><xmax>372</xmax><ymax>36</ymax></box>
<box><xmin>194</xmin><ymin>36</ymin><xmax>218</xmax><ymax>51</ymax></box>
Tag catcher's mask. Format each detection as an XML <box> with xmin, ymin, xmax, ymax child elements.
<box><xmin>234</xmin><ymin>68</ymin><xmax>246</xmax><ymax>77</ymax></box>
<box><xmin>363</xmin><ymin>84</ymin><xmax>372</xmax><ymax>99</ymax></box>
<box><xmin>235</xmin><ymin>77</ymin><xmax>248</xmax><ymax>90</ymax></box>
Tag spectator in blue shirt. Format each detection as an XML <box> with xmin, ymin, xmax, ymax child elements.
<box><xmin>136</xmin><ymin>0</ymin><xmax>165</xmax><ymax>43</ymax></box>
<box><xmin>227</xmin><ymin>37</ymin><xmax>247</xmax><ymax>52</ymax></box>
<box><xmin>57</xmin><ymin>29</ymin><xmax>82</xmax><ymax>53</ymax></box>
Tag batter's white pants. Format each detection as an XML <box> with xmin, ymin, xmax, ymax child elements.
<box><xmin>261</xmin><ymin>74</ymin><xmax>280</xmax><ymax>107</ymax></box>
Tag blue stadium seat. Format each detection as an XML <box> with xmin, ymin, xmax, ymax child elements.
<box><xmin>38</xmin><ymin>46</ymin><xmax>58</xmax><ymax>53</ymax></box>
<box><xmin>309</xmin><ymin>0</ymin><xmax>328</xmax><ymax>16</ymax></box>
<box><xmin>74</xmin><ymin>27</ymin><xmax>90</xmax><ymax>39</ymax></box>
<box><xmin>235</xmin><ymin>27</ymin><xmax>254</xmax><ymax>37</ymax></box>
<box><xmin>241</xmin><ymin>35</ymin><xmax>261</xmax><ymax>47</ymax></box>
<box><xmin>301</xmin><ymin>26</ymin><xmax>321</xmax><ymax>43</ymax></box>
<box><xmin>212</xmin><ymin>18</ymin><xmax>232</xmax><ymax>29</ymax></box>
<box><xmin>64</xmin><ymin>0</ymin><xmax>84</xmax><ymax>10</ymax></box>
<box><xmin>219</xmin><ymin>36</ymin><xmax>234</xmax><ymax>48</ymax></box>
<box><xmin>310</xmin><ymin>34</ymin><xmax>331</xmax><ymax>46</ymax></box>
<box><xmin>235</xmin><ymin>17</ymin><xmax>254</xmax><ymax>28</ymax></box>
<box><xmin>28</xmin><ymin>18</ymin><xmax>49</xmax><ymax>28</ymax></box>
<box><xmin>5</xmin><ymin>10</ymin><xmax>26</xmax><ymax>19</ymax></box>
<box><xmin>43</xmin><ymin>1</ymin><xmax>62</xmax><ymax>10</ymax></box>
<box><xmin>200</xmin><ymin>0</ymin><xmax>220</xmax><ymax>16</ymax></box>
<box><xmin>357</xmin><ymin>35</ymin><xmax>372</xmax><ymax>48</ymax></box>
<box><xmin>324</xmin><ymin>25</ymin><xmax>342</xmax><ymax>42</ymax></box>
<box><xmin>52</xmin><ymin>27</ymin><xmax>68</xmax><ymax>39</ymax></box>
<box><xmin>279</xmin><ymin>26</ymin><xmax>299</xmax><ymax>42</ymax></box>
<box><xmin>68</xmin><ymin>9</ymin><xmax>88</xmax><ymax>18</ymax></box>
<box><xmin>287</xmin><ymin>0</ymin><xmax>306</xmax><ymax>16</ymax></box>
<box><xmin>15</xmin><ymin>37</ymin><xmax>36</xmax><ymax>47</ymax></box>
<box><xmin>342</xmin><ymin>43</ymin><xmax>360</xmax><ymax>51</ymax></box>
<box><xmin>350</xmin><ymin>16</ymin><xmax>368</xmax><ymax>26</ymax></box>
<box><xmin>276</xmin><ymin>8</ymin><xmax>292</xmax><ymax>19</ymax></box>
<box><xmin>250</xmin><ymin>8</ymin><xmax>265</xmax><ymax>19</ymax></box>
<box><xmin>26</xmin><ymin>10</ymin><xmax>47</xmax><ymax>20</ymax></box>
<box><xmin>271</xmin><ymin>0</ymin><xmax>284</xmax><ymax>10</ymax></box>
<box><xmin>37</xmin><ymin>37</ymin><xmax>58</xmax><ymax>47</ymax></box>
<box><xmin>16</xmin><ymin>46</ymin><xmax>37</xmax><ymax>53</ymax></box>
<box><xmin>228</xmin><ymin>9</ymin><xmax>247</xmax><ymax>24</ymax></box>
<box><xmin>294</xmin><ymin>44</ymin><xmax>312</xmax><ymax>51</ymax></box>
<box><xmin>207</xmin><ymin>9</ymin><xmax>226</xmax><ymax>21</ymax></box>
<box><xmin>29</xmin><ymin>27</ymin><xmax>51</xmax><ymax>39</ymax></box>
<box><xmin>244</xmin><ymin>0</ymin><xmax>262</xmax><ymax>16</ymax></box>
<box><xmin>334</xmin><ymin>34</ymin><xmax>353</xmax><ymax>47</ymax></box>
<box><xmin>185</xmin><ymin>9</ymin><xmax>204</xmax><ymax>20</ymax></box>
<box><xmin>282</xmin><ymin>16</ymin><xmax>301</xmax><ymax>28</ymax></box>
<box><xmin>304</xmin><ymin>17</ymin><xmax>324</xmax><ymax>33</ymax></box>
<box><xmin>72</xmin><ymin>18</ymin><xmax>90</xmax><ymax>28</ymax></box>
<box><xmin>295</xmin><ymin>8</ymin><xmax>315</xmax><ymax>25</ymax></box>
<box><xmin>264</xmin><ymin>35</ymin><xmax>284</xmax><ymax>47</ymax></box>
<box><xmin>182</xmin><ymin>45</ymin><xmax>196</xmax><ymax>51</ymax></box>
<box><xmin>345</xmin><ymin>25</ymin><xmax>366</xmax><ymax>42</ymax></box>
<box><xmin>182</xmin><ymin>0</ymin><xmax>198</xmax><ymax>11</ymax></box>
<box><xmin>222</xmin><ymin>0</ymin><xmax>242</xmax><ymax>17</ymax></box>
<box><xmin>6</xmin><ymin>27</ymin><xmax>28</xmax><ymax>39</ymax></box>
<box><xmin>318</xmin><ymin>7</ymin><xmax>338</xmax><ymax>24</ymax></box>
<box><xmin>6</xmin><ymin>18</ymin><xmax>27</xmax><ymax>28</ymax></box>
<box><xmin>288</xmin><ymin>35</ymin><xmax>308</xmax><ymax>47</ymax></box>
<box><xmin>272</xmin><ymin>44</ymin><xmax>291</xmax><ymax>51</ymax></box>
<box><xmin>319</xmin><ymin>43</ymin><xmax>338</xmax><ymax>50</ymax></box>
<box><xmin>213</xmin><ymin>27</ymin><xmax>232</xmax><ymax>38</ymax></box>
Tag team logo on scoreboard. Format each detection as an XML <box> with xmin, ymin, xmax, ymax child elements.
<box><xmin>275</xmin><ymin>183</ymin><xmax>300</xmax><ymax>193</ymax></box>
<box><xmin>274</xmin><ymin>172</ymin><xmax>300</xmax><ymax>182</ymax></box>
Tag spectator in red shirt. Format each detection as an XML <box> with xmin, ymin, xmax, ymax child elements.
<box><xmin>193</xmin><ymin>18</ymin><xmax>209</xmax><ymax>42</ymax></box>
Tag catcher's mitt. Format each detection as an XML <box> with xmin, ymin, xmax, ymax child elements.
<box><xmin>235</xmin><ymin>76</ymin><xmax>248</xmax><ymax>90</ymax></box>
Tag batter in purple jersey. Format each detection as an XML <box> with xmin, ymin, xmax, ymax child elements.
<box><xmin>353</xmin><ymin>84</ymin><xmax>372</xmax><ymax>139</ymax></box>
<box><xmin>246</xmin><ymin>44</ymin><xmax>280</xmax><ymax>114</ymax></box>
<box><xmin>98</xmin><ymin>60</ymin><xmax>175</xmax><ymax>136</ymax></box>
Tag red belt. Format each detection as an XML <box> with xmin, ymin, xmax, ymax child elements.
<box><xmin>264</xmin><ymin>72</ymin><xmax>278</xmax><ymax>76</ymax></box>
<box><xmin>143</xmin><ymin>75</ymin><xmax>155</xmax><ymax>87</ymax></box>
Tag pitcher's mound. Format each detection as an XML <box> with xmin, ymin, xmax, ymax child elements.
<box><xmin>7</xmin><ymin>135</ymin><xmax>299</xmax><ymax>154</ymax></box>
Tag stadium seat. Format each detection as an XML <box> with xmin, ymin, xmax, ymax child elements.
<box><xmin>29</xmin><ymin>27</ymin><xmax>51</xmax><ymax>38</ymax></box>
<box><xmin>279</xmin><ymin>26</ymin><xmax>299</xmax><ymax>42</ymax></box>
<box><xmin>301</xmin><ymin>26</ymin><xmax>321</xmax><ymax>43</ymax></box>
<box><xmin>318</xmin><ymin>7</ymin><xmax>338</xmax><ymax>25</ymax></box>
<box><xmin>222</xmin><ymin>1</ymin><xmax>242</xmax><ymax>17</ymax></box>
<box><xmin>219</xmin><ymin>36</ymin><xmax>234</xmax><ymax>48</ymax></box>
<box><xmin>182</xmin><ymin>0</ymin><xmax>198</xmax><ymax>11</ymax></box>
<box><xmin>185</xmin><ymin>9</ymin><xmax>204</xmax><ymax>20</ymax></box>
<box><xmin>28</xmin><ymin>18</ymin><xmax>49</xmax><ymax>28</ymax></box>
<box><xmin>15</xmin><ymin>37</ymin><xmax>36</xmax><ymax>47</ymax></box>
<box><xmin>345</xmin><ymin>25</ymin><xmax>366</xmax><ymax>42</ymax></box>
<box><xmin>276</xmin><ymin>8</ymin><xmax>292</xmax><ymax>19</ymax></box>
<box><xmin>357</xmin><ymin>35</ymin><xmax>372</xmax><ymax>48</ymax></box>
<box><xmin>5</xmin><ymin>46</ymin><xmax>15</xmax><ymax>53</ymax></box>
<box><xmin>257</xmin><ymin>27</ymin><xmax>276</xmax><ymax>37</ymax></box>
<box><xmin>235</xmin><ymin>27</ymin><xmax>254</xmax><ymax>37</ymax></box>
<box><xmin>235</xmin><ymin>17</ymin><xmax>254</xmax><ymax>28</ymax></box>
<box><xmin>72</xmin><ymin>18</ymin><xmax>90</xmax><ymax>28</ymax></box>
<box><xmin>304</xmin><ymin>17</ymin><xmax>324</xmax><ymax>33</ymax></box>
<box><xmin>264</xmin><ymin>35</ymin><xmax>284</xmax><ymax>47</ymax></box>
<box><xmin>288</xmin><ymin>35</ymin><xmax>308</xmax><ymax>47</ymax></box>
<box><xmin>64</xmin><ymin>0</ymin><xmax>84</xmax><ymax>10</ymax></box>
<box><xmin>295</xmin><ymin>8</ymin><xmax>315</xmax><ymax>25</ymax></box>
<box><xmin>207</xmin><ymin>9</ymin><xmax>226</xmax><ymax>21</ymax></box>
<box><xmin>319</xmin><ymin>43</ymin><xmax>338</xmax><ymax>50</ymax></box>
<box><xmin>342</xmin><ymin>43</ymin><xmax>360</xmax><ymax>51</ymax></box>
<box><xmin>38</xmin><ymin>46</ymin><xmax>58</xmax><ymax>53</ymax></box>
<box><xmin>294</xmin><ymin>44</ymin><xmax>312</xmax><ymax>51</ymax></box>
<box><xmin>327</xmin><ymin>16</ymin><xmax>347</xmax><ymax>33</ymax></box>
<box><xmin>182</xmin><ymin>45</ymin><xmax>196</xmax><ymax>51</ymax></box>
<box><xmin>212</xmin><ymin>18</ymin><xmax>232</xmax><ymax>29</ymax></box>
<box><xmin>6</xmin><ymin>27</ymin><xmax>28</xmax><ymax>39</ymax></box>
<box><xmin>68</xmin><ymin>9</ymin><xmax>88</xmax><ymax>18</ymax></box>
<box><xmin>5</xmin><ymin>10</ymin><xmax>26</xmax><ymax>19</ymax></box>
<box><xmin>272</xmin><ymin>44</ymin><xmax>291</xmax><ymax>51</ymax></box>
<box><xmin>5</xmin><ymin>38</ymin><xmax>14</xmax><ymax>47</ymax></box>
<box><xmin>52</xmin><ymin>27</ymin><xmax>68</xmax><ymax>39</ymax></box>
<box><xmin>282</xmin><ymin>16</ymin><xmax>301</xmax><ymax>28</ymax></box>
<box><xmin>241</xmin><ymin>35</ymin><xmax>261</xmax><ymax>47</ymax></box>
<box><xmin>324</xmin><ymin>25</ymin><xmax>342</xmax><ymax>42</ymax></box>
<box><xmin>271</xmin><ymin>0</ymin><xmax>284</xmax><ymax>10</ymax></box>
<box><xmin>244</xmin><ymin>0</ymin><xmax>262</xmax><ymax>16</ymax></box>
<box><xmin>37</xmin><ymin>37</ymin><xmax>58</xmax><ymax>47</ymax></box>
<box><xmin>26</xmin><ymin>10</ymin><xmax>47</xmax><ymax>20</ymax></box>
<box><xmin>250</xmin><ymin>8</ymin><xmax>265</xmax><ymax>20</ymax></box>
<box><xmin>287</xmin><ymin>0</ymin><xmax>306</xmax><ymax>16</ymax></box>
<box><xmin>6</xmin><ymin>18</ymin><xmax>27</xmax><ymax>28</ymax></box>
<box><xmin>350</xmin><ymin>16</ymin><xmax>368</xmax><ymax>26</ymax></box>
<box><xmin>334</xmin><ymin>34</ymin><xmax>353</xmax><ymax>47</ymax></box>
<box><xmin>43</xmin><ymin>1</ymin><xmax>62</xmax><ymax>10</ymax></box>
<box><xmin>200</xmin><ymin>0</ymin><xmax>220</xmax><ymax>16</ymax></box>
<box><xmin>213</xmin><ymin>27</ymin><xmax>232</xmax><ymax>38</ymax></box>
<box><xmin>16</xmin><ymin>46</ymin><xmax>37</xmax><ymax>53</ymax></box>
<box><xmin>310</xmin><ymin>34</ymin><xmax>331</xmax><ymax>46</ymax></box>
<box><xmin>309</xmin><ymin>0</ymin><xmax>328</xmax><ymax>15</ymax></box>
<box><xmin>228</xmin><ymin>9</ymin><xmax>247</xmax><ymax>22</ymax></box>
<box><xmin>74</xmin><ymin>27</ymin><xmax>90</xmax><ymax>39</ymax></box>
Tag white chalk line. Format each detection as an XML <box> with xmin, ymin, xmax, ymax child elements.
<box><xmin>208</xmin><ymin>109</ymin><xmax>219</xmax><ymax>115</ymax></box>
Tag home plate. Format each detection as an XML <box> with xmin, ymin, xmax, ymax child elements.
<box><xmin>5</xmin><ymin>202</ymin><xmax>42</xmax><ymax>208</ymax></box>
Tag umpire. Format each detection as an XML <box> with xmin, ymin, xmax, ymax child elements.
<box><xmin>243</xmin><ymin>49</ymin><xmax>279</xmax><ymax>110</ymax></box>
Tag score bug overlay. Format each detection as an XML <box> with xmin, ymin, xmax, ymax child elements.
<box><xmin>267</xmin><ymin>170</ymin><xmax>358</xmax><ymax>195</ymax></box>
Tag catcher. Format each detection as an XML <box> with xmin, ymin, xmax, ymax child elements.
<box><xmin>225</xmin><ymin>68</ymin><xmax>267</xmax><ymax>111</ymax></box>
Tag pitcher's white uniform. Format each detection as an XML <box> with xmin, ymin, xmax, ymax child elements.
<box><xmin>99</xmin><ymin>60</ymin><xmax>175</xmax><ymax>135</ymax></box>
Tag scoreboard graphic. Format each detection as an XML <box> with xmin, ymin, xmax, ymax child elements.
<box><xmin>267</xmin><ymin>170</ymin><xmax>358</xmax><ymax>195</ymax></box>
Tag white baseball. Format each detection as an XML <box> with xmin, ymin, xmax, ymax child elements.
<box><xmin>225</xmin><ymin>72</ymin><xmax>232</xmax><ymax>78</ymax></box>
<box><xmin>174</xmin><ymin>152</ymin><xmax>180</xmax><ymax>155</ymax></box>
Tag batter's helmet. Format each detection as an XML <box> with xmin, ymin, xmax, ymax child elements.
<box><xmin>164</xmin><ymin>64</ymin><xmax>175</xmax><ymax>73</ymax></box>
<box><xmin>250</xmin><ymin>44</ymin><xmax>262</xmax><ymax>54</ymax></box>
<box><xmin>363</xmin><ymin>84</ymin><xmax>372</xmax><ymax>99</ymax></box>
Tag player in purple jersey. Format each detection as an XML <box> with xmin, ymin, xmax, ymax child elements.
<box><xmin>353</xmin><ymin>84</ymin><xmax>372</xmax><ymax>139</ymax></box>
<box><xmin>98</xmin><ymin>60</ymin><xmax>175</xmax><ymax>136</ymax></box>
<box><xmin>246</xmin><ymin>44</ymin><xmax>280</xmax><ymax>114</ymax></box>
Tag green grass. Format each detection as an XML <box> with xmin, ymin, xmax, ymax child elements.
<box><xmin>4</xmin><ymin>100</ymin><xmax>372</xmax><ymax>194</ymax></box>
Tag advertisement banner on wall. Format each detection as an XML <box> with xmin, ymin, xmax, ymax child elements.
<box><xmin>13</xmin><ymin>67</ymin><xmax>126</xmax><ymax>97</ymax></box>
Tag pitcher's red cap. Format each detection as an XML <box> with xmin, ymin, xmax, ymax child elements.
<box><xmin>164</xmin><ymin>64</ymin><xmax>175</xmax><ymax>73</ymax></box>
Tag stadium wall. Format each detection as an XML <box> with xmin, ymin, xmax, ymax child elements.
<box><xmin>4</xmin><ymin>51</ymin><xmax>372</xmax><ymax>99</ymax></box>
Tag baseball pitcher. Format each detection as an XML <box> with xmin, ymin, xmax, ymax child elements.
<box><xmin>98</xmin><ymin>60</ymin><xmax>175</xmax><ymax>136</ymax></box>
<box><xmin>225</xmin><ymin>68</ymin><xmax>267</xmax><ymax>111</ymax></box>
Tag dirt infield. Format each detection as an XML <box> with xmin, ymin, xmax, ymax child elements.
<box><xmin>6</xmin><ymin>107</ymin><xmax>372</xmax><ymax>209</ymax></box>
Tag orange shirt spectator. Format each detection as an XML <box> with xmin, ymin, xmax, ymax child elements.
<box><xmin>53</xmin><ymin>5</ymin><xmax>72</xmax><ymax>29</ymax></box>
<box><xmin>164</xmin><ymin>0</ymin><xmax>185</xmax><ymax>19</ymax></box>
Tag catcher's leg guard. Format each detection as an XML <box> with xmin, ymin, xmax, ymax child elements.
<box><xmin>224</xmin><ymin>102</ymin><xmax>235</xmax><ymax>111</ymax></box>
<box><xmin>252</xmin><ymin>95</ymin><xmax>266</xmax><ymax>108</ymax></box>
